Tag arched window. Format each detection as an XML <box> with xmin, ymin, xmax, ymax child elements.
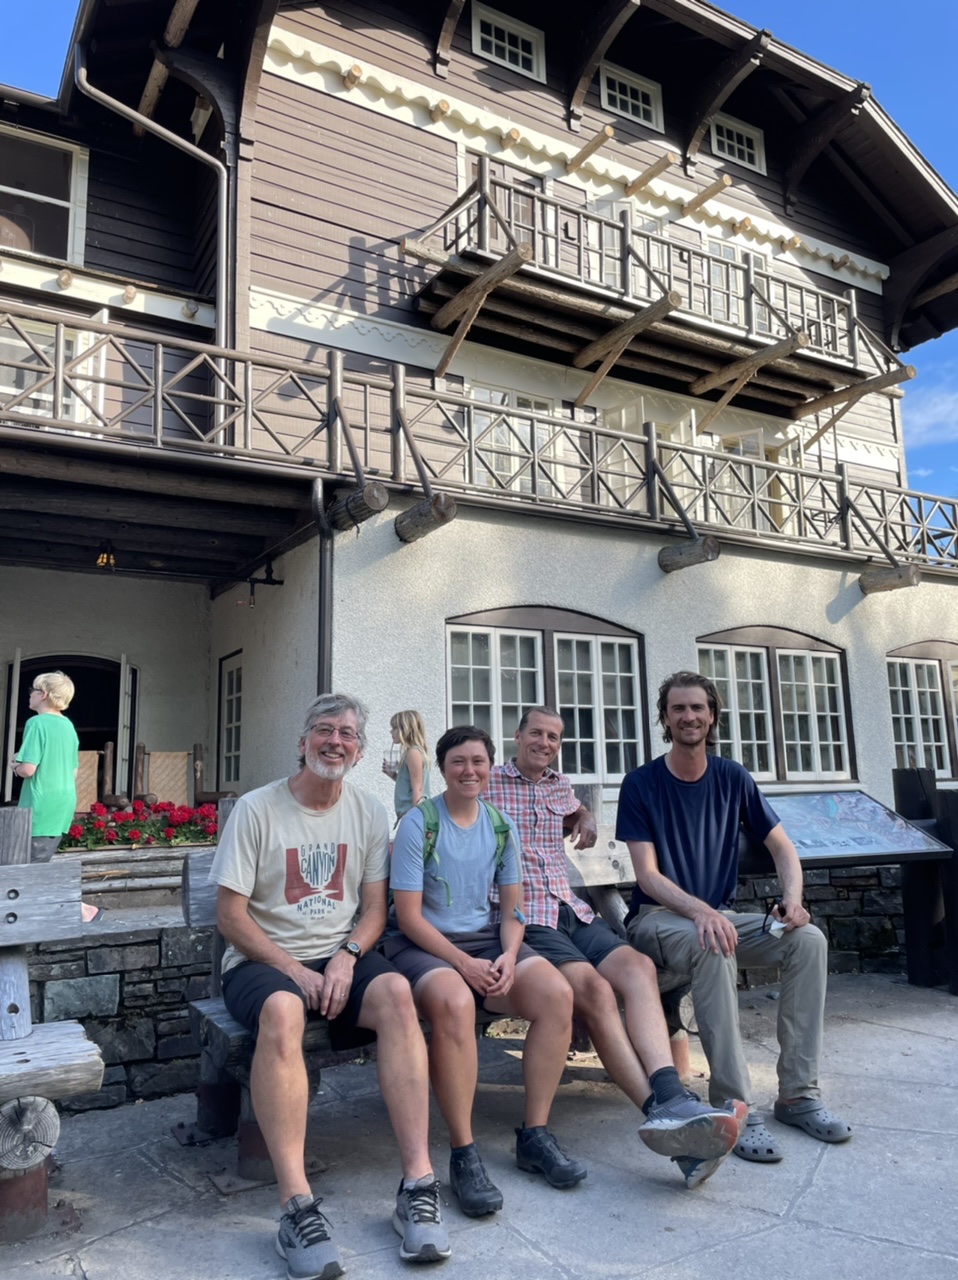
<box><xmin>447</xmin><ymin>607</ymin><xmax>646</xmax><ymax>782</ymax></box>
<box><xmin>697</xmin><ymin>626</ymin><xmax>853</xmax><ymax>783</ymax></box>
<box><xmin>886</xmin><ymin>642</ymin><xmax>958</xmax><ymax>778</ymax></box>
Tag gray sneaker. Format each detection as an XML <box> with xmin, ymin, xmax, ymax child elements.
<box><xmin>392</xmin><ymin>1176</ymin><xmax>451</xmax><ymax>1263</ymax></box>
<box><xmin>672</xmin><ymin>1153</ymin><xmax>726</xmax><ymax>1189</ymax></box>
<box><xmin>276</xmin><ymin>1195</ymin><xmax>344</xmax><ymax>1280</ymax></box>
<box><xmin>640</xmin><ymin>1095</ymin><xmax>747</xmax><ymax>1160</ymax></box>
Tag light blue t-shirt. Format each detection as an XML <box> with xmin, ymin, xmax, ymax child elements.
<box><xmin>390</xmin><ymin>794</ymin><xmax>520</xmax><ymax>933</ymax></box>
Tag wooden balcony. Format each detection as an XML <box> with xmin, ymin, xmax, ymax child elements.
<box><xmin>0</xmin><ymin>298</ymin><xmax>954</xmax><ymax>582</ymax></box>
<box><xmin>403</xmin><ymin>159</ymin><xmax>910</xmax><ymax>417</ymax></box>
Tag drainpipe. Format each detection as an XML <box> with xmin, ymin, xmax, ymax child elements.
<box><xmin>74</xmin><ymin>44</ymin><xmax>229</xmax><ymax>349</ymax></box>
<box><xmin>311</xmin><ymin>479</ymin><xmax>334</xmax><ymax>693</ymax></box>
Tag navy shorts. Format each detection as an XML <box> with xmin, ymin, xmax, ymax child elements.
<box><xmin>221</xmin><ymin>949</ymin><xmax>397</xmax><ymax>1052</ymax></box>
<box><xmin>524</xmin><ymin>903</ymin><xmax>627</xmax><ymax>969</ymax></box>
<box><xmin>383</xmin><ymin>925</ymin><xmax>537</xmax><ymax>1007</ymax></box>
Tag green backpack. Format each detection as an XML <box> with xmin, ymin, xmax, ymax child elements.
<box><xmin>417</xmin><ymin>795</ymin><xmax>512</xmax><ymax>907</ymax></box>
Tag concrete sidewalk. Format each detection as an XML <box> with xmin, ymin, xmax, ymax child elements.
<box><xmin>3</xmin><ymin>971</ymin><xmax>957</xmax><ymax>1280</ymax></box>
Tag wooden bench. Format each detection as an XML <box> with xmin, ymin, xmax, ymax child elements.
<box><xmin>0</xmin><ymin>810</ymin><xmax>104</xmax><ymax>1242</ymax></box>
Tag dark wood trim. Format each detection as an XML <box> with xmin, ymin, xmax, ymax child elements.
<box><xmin>449</xmin><ymin>605</ymin><xmax>639</xmax><ymax>636</ymax></box>
<box><xmin>887</xmin><ymin>641</ymin><xmax>958</xmax><ymax>661</ymax></box>
<box><xmin>685</xmin><ymin>29</ymin><xmax>770</xmax><ymax>161</ymax></box>
<box><xmin>783</xmin><ymin>83</ymin><xmax>870</xmax><ymax>213</ymax></box>
<box><xmin>885</xmin><ymin>224</ymin><xmax>958</xmax><ymax>350</ymax></box>
<box><xmin>567</xmin><ymin>0</ymin><xmax>642</xmax><ymax>130</ymax></box>
<box><xmin>435</xmin><ymin>0</ymin><xmax>467</xmax><ymax>78</ymax></box>
<box><xmin>698</xmin><ymin>625</ymin><xmax>840</xmax><ymax>652</ymax></box>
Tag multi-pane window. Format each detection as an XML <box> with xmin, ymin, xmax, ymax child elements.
<box><xmin>698</xmin><ymin>630</ymin><xmax>852</xmax><ymax>782</ymax></box>
<box><xmin>472</xmin><ymin>4</ymin><xmax>545</xmax><ymax>82</ymax></box>
<box><xmin>472</xmin><ymin>385</ymin><xmax>551</xmax><ymax>495</ymax></box>
<box><xmin>0</xmin><ymin>314</ymin><xmax>103</xmax><ymax>424</ymax></box>
<box><xmin>448</xmin><ymin>611</ymin><xmax>644</xmax><ymax>782</ymax></box>
<box><xmin>887</xmin><ymin>659</ymin><xmax>951</xmax><ymax>776</ymax></box>
<box><xmin>0</xmin><ymin>127</ymin><xmax>87</xmax><ymax>261</ymax></box>
<box><xmin>219</xmin><ymin>654</ymin><xmax>242</xmax><ymax>785</ymax></box>
<box><xmin>599</xmin><ymin>63</ymin><xmax>663</xmax><ymax>131</ymax></box>
<box><xmin>711</xmin><ymin>113</ymin><xmax>766</xmax><ymax>174</ymax></box>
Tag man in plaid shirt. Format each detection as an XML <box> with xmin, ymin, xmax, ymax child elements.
<box><xmin>486</xmin><ymin>706</ymin><xmax>746</xmax><ymax>1188</ymax></box>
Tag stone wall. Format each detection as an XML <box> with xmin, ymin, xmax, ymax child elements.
<box><xmin>28</xmin><ymin>921</ymin><xmax>213</xmax><ymax>1112</ymax></box>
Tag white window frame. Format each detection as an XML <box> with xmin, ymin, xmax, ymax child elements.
<box><xmin>776</xmin><ymin>649</ymin><xmax>850</xmax><ymax>781</ymax></box>
<box><xmin>447</xmin><ymin>625</ymin><xmax>543</xmax><ymax>764</ymax></box>
<box><xmin>219</xmin><ymin>652</ymin><xmax>243</xmax><ymax>786</ymax></box>
<box><xmin>710</xmin><ymin>112</ymin><xmax>766</xmax><ymax>175</ymax></box>
<box><xmin>472</xmin><ymin>4</ymin><xmax>546</xmax><ymax>83</ymax></box>
<box><xmin>886</xmin><ymin>658</ymin><xmax>952</xmax><ymax>778</ymax></box>
<box><xmin>0</xmin><ymin>123</ymin><xmax>88</xmax><ymax>265</ymax></box>
<box><xmin>554</xmin><ymin>632</ymin><xmax>641</xmax><ymax>783</ymax></box>
<box><xmin>697</xmin><ymin>644</ymin><xmax>776</xmax><ymax>781</ymax></box>
<box><xmin>599</xmin><ymin>61</ymin><xmax>663</xmax><ymax>132</ymax></box>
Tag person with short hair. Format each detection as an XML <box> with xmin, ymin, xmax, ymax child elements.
<box><xmin>209</xmin><ymin>692</ymin><xmax>449</xmax><ymax>1278</ymax></box>
<box><xmin>9</xmin><ymin>671</ymin><xmax>99</xmax><ymax>925</ymax></box>
<box><xmin>616</xmin><ymin>671</ymin><xmax>852</xmax><ymax>1165</ymax></box>
<box><xmin>387</xmin><ymin>723</ymin><xmax>586</xmax><ymax>1219</ymax></box>
<box><xmin>485</xmin><ymin>706</ymin><xmax>745</xmax><ymax>1189</ymax></box>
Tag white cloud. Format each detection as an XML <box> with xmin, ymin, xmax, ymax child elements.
<box><xmin>911</xmin><ymin>467</ymin><xmax>934</xmax><ymax>476</ymax></box>
<box><xmin>901</xmin><ymin>381</ymin><xmax>958</xmax><ymax>448</ymax></box>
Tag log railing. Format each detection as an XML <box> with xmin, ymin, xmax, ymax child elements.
<box><xmin>0</xmin><ymin>298</ymin><xmax>955</xmax><ymax>575</ymax></box>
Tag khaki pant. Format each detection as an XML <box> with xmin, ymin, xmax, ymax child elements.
<box><xmin>628</xmin><ymin>906</ymin><xmax>827</xmax><ymax>1106</ymax></box>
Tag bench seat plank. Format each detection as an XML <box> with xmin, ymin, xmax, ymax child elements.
<box><xmin>0</xmin><ymin>1022</ymin><xmax>104</xmax><ymax>1105</ymax></box>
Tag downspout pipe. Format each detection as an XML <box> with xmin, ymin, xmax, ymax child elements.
<box><xmin>311</xmin><ymin>479</ymin><xmax>334</xmax><ymax>693</ymax></box>
<box><xmin>74</xmin><ymin>44</ymin><xmax>229</xmax><ymax>349</ymax></box>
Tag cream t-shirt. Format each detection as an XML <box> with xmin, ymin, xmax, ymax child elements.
<box><xmin>208</xmin><ymin>777</ymin><xmax>390</xmax><ymax>974</ymax></box>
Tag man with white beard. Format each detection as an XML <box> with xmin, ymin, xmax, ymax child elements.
<box><xmin>209</xmin><ymin>693</ymin><xmax>449</xmax><ymax>1280</ymax></box>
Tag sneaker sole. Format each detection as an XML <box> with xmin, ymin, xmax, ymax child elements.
<box><xmin>515</xmin><ymin>1156</ymin><xmax>588</xmax><ymax>1189</ymax></box>
<box><xmin>639</xmin><ymin>1111</ymin><xmax>742</xmax><ymax>1160</ymax></box>
<box><xmin>390</xmin><ymin>1212</ymin><xmax>452</xmax><ymax>1262</ymax></box>
<box><xmin>453</xmin><ymin>1192</ymin><xmax>503</xmax><ymax>1217</ymax></box>
<box><xmin>275</xmin><ymin>1238</ymin><xmax>345</xmax><ymax>1280</ymax></box>
<box><xmin>673</xmin><ymin>1153</ymin><xmax>725</xmax><ymax>1189</ymax></box>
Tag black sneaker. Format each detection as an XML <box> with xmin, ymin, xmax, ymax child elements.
<box><xmin>515</xmin><ymin>1126</ymin><xmax>587</xmax><ymax>1189</ymax></box>
<box><xmin>449</xmin><ymin>1144</ymin><xmax>503</xmax><ymax>1217</ymax></box>
<box><xmin>276</xmin><ymin>1195</ymin><xmax>344</xmax><ymax>1280</ymax></box>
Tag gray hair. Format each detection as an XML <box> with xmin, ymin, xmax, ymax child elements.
<box><xmin>298</xmin><ymin>692</ymin><xmax>369</xmax><ymax>763</ymax></box>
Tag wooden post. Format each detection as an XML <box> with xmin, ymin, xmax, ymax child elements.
<box><xmin>326</xmin><ymin>482</ymin><xmax>390</xmax><ymax>531</ymax></box>
<box><xmin>565</xmin><ymin>124</ymin><xmax>614</xmax><ymax>175</ymax></box>
<box><xmin>624</xmin><ymin>152</ymin><xmax>678</xmax><ymax>197</ymax></box>
<box><xmin>0</xmin><ymin>810</ymin><xmax>31</xmax><ymax>1043</ymax></box>
<box><xmin>690</xmin><ymin>332</ymin><xmax>809</xmax><ymax>396</ymax></box>
<box><xmin>858</xmin><ymin>564</ymin><xmax>920</xmax><ymax>594</ymax></box>
<box><xmin>680</xmin><ymin>174</ymin><xmax>732</xmax><ymax>218</ymax></box>
<box><xmin>394</xmin><ymin>493</ymin><xmax>458</xmax><ymax>543</ymax></box>
<box><xmin>790</xmin><ymin>365</ymin><xmax>916</xmax><ymax>420</ymax></box>
<box><xmin>658</xmin><ymin>537</ymin><xmax>721</xmax><ymax>573</ymax></box>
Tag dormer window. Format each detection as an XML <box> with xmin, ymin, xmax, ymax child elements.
<box><xmin>599</xmin><ymin>62</ymin><xmax>663</xmax><ymax>132</ymax></box>
<box><xmin>0</xmin><ymin>126</ymin><xmax>87</xmax><ymax>263</ymax></box>
<box><xmin>472</xmin><ymin>4</ymin><xmax>545</xmax><ymax>83</ymax></box>
<box><xmin>710</xmin><ymin>112</ymin><xmax>766</xmax><ymax>175</ymax></box>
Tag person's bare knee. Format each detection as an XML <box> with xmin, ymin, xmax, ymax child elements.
<box><xmin>255</xmin><ymin>990</ymin><xmax>306</xmax><ymax>1061</ymax></box>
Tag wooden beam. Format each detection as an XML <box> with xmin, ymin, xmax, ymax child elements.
<box><xmin>395</xmin><ymin>493</ymin><xmax>457</xmax><ymax>543</ymax></box>
<box><xmin>685</xmin><ymin>30</ymin><xmax>770</xmax><ymax>160</ymax></box>
<box><xmin>691</xmin><ymin>332</ymin><xmax>809</xmax><ymax>396</ymax></box>
<box><xmin>0</xmin><ymin>510</ymin><xmax>263</xmax><ymax>560</ymax></box>
<box><xmin>693</xmin><ymin>370</ymin><xmax>752</xmax><ymax>434</ymax></box>
<box><xmin>680</xmin><ymin>174</ymin><xmax>732</xmax><ymax>217</ymax></box>
<box><xmin>435</xmin><ymin>0</ymin><xmax>467</xmax><ymax>77</ymax></box>
<box><xmin>432</xmin><ymin>244</ymin><xmax>534</xmax><ymax>330</ymax></box>
<box><xmin>783</xmin><ymin>83</ymin><xmax>870</xmax><ymax>211</ymax></box>
<box><xmin>566</xmin><ymin>125</ymin><xmax>615</xmax><ymax>175</ymax></box>
<box><xmin>133</xmin><ymin>0</ymin><xmax>202</xmax><ymax>134</ymax></box>
<box><xmin>658</xmin><ymin>536</ymin><xmax>721</xmax><ymax>572</ymax></box>
<box><xmin>790</xmin><ymin>365</ymin><xmax>916</xmax><ymax>419</ymax></box>
<box><xmin>885</xmin><ymin>224</ymin><xmax>958</xmax><ymax>348</ymax></box>
<box><xmin>624</xmin><ymin>151</ymin><xmax>679</xmax><ymax>197</ymax></box>
<box><xmin>568</xmin><ymin>0</ymin><xmax>642</xmax><ymax>129</ymax></box>
<box><xmin>573</xmin><ymin>292</ymin><xmax>682</xmax><ymax>368</ymax></box>
<box><xmin>859</xmin><ymin>563</ymin><xmax>920</xmax><ymax>594</ymax></box>
<box><xmin>910</xmin><ymin>269</ymin><xmax>958</xmax><ymax>310</ymax></box>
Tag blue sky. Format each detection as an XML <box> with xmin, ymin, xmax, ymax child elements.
<box><xmin>1</xmin><ymin>0</ymin><xmax>956</xmax><ymax>493</ymax></box>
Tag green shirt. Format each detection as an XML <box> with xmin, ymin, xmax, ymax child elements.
<box><xmin>17</xmin><ymin>713</ymin><xmax>79</xmax><ymax>837</ymax></box>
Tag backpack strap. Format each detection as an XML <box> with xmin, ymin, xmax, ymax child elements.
<box><xmin>417</xmin><ymin>796</ymin><xmax>441</xmax><ymax>869</ymax></box>
<box><xmin>480</xmin><ymin>800</ymin><xmax>512</xmax><ymax>871</ymax></box>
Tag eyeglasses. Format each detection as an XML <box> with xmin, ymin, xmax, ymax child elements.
<box><xmin>30</xmin><ymin>685</ymin><xmax>43</xmax><ymax>694</ymax></box>
<box><xmin>306</xmin><ymin>723</ymin><xmax>360</xmax><ymax>744</ymax></box>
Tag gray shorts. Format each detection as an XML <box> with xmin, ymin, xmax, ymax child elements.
<box><xmin>383</xmin><ymin>925</ymin><xmax>536</xmax><ymax>1005</ymax></box>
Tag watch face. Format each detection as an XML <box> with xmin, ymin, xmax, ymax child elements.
<box><xmin>344</xmin><ymin>941</ymin><xmax>361</xmax><ymax>957</ymax></box>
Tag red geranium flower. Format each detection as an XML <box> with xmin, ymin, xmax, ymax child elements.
<box><xmin>163</xmin><ymin>826</ymin><xmax>176</xmax><ymax>840</ymax></box>
<box><xmin>104</xmin><ymin>829</ymin><xmax>119</xmax><ymax>843</ymax></box>
<box><xmin>90</xmin><ymin>802</ymin><xmax>108</xmax><ymax>817</ymax></box>
<box><xmin>93</xmin><ymin>819</ymin><xmax>107</xmax><ymax>831</ymax></box>
<box><xmin>127</xmin><ymin>829</ymin><xmax>142</xmax><ymax>841</ymax></box>
<box><xmin>68</xmin><ymin>823</ymin><xmax>84</xmax><ymax>840</ymax></box>
<box><xmin>132</xmin><ymin>799</ymin><xmax>146</xmax><ymax>815</ymax></box>
<box><xmin>197</xmin><ymin>803</ymin><xmax>217</xmax><ymax>819</ymax></box>
<box><xmin>204</xmin><ymin>822</ymin><xmax>218</xmax><ymax>836</ymax></box>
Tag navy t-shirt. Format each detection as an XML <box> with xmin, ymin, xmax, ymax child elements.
<box><xmin>615</xmin><ymin>754</ymin><xmax>779</xmax><ymax>920</ymax></box>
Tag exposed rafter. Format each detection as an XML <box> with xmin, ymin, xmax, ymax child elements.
<box><xmin>133</xmin><ymin>0</ymin><xmax>202</xmax><ymax>136</ymax></box>
<box><xmin>884</xmin><ymin>225</ymin><xmax>958</xmax><ymax>348</ymax></box>
<box><xmin>910</xmin><ymin>269</ymin><xmax>958</xmax><ymax>311</ymax></box>
<box><xmin>431</xmin><ymin>244</ymin><xmax>533</xmax><ymax>376</ymax></box>
<box><xmin>790</xmin><ymin>364</ymin><xmax>916</xmax><ymax>420</ymax></box>
<box><xmin>685</xmin><ymin>29</ymin><xmax>770</xmax><ymax>161</ymax></box>
<box><xmin>435</xmin><ymin>0</ymin><xmax>467</xmax><ymax>78</ymax></box>
<box><xmin>572</xmin><ymin>291</ymin><xmax>681</xmax><ymax>405</ymax></box>
<box><xmin>690</xmin><ymin>332</ymin><xmax>808</xmax><ymax>397</ymax></box>
<box><xmin>567</xmin><ymin>0</ymin><xmax>642</xmax><ymax>130</ymax></box>
<box><xmin>783</xmin><ymin>83</ymin><xmax>870</xmax><ymax>212</ymax></box>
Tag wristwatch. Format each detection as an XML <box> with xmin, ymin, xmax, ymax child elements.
<box><xmin>341</xmin><ymin>940</ymin><xmax>362</xmax><ymax>960</ymax></box>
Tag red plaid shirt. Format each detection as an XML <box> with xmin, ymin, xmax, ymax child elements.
<box><xmin>486</xmin><ymin>759</ymin><xmax>594</xmax><ymax>928</ymax></box>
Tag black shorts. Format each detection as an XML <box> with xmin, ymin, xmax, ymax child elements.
<box><xmin>221</xmin><ymin>949</ymin><xmax>397</xmax><ymax>1052</ymax></box>
<box><xmin>383</xmin><ymin>926</ymin><xmax>537</xmax><ymax>1008</ymax></box>
<box><xmin>524</xmin><ymin>903</ymin><xmax>627</xmax><ymax>970</ymax></box>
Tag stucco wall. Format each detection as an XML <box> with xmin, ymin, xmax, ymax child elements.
<box><xmin>1</xmin><ymin>565</ymin><xmax>210</xmax><ymax>765</ymax></box>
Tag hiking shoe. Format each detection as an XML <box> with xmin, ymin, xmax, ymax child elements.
<box><xmin>392</xmin><ymin>1176</ymin><xmax>451</xmax><ymax>1263</ymax></box>
<box><xmin>276</xmin><ymin>1195</ymin><xmax>344</xmax><ymax>1280</ymax></box>
<box><xmin>515</xmin><ymin>1126</ymin><xmax>587</xmax><ymax>1189</ymax></box>
<box><xmin>672</xmin><ymin>1153</ymin><xmax>726</xmax><ymax>1189</ymax></box>
<box><xmin>449</xmin><ymin>1144</ymin><xmax>503</xmax><ymax>1217</ymax></box>
<box><xmin>640</xmin><ymin>1094</ymin><xmax>747</xmax><ymax>1160</ymax></box>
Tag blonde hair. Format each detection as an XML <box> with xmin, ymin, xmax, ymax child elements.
<box><xmin>34</xmin><ymin>671</ymin><xmax>75</xmax><ymax>711</ymax></box>
<box><xmin>390</xmin><ymin>709</ymin><xmax>430</xmax><ymax>763</ymax></box>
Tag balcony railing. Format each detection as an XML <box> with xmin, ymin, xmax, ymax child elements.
<box><xmin>0</xmin><ymin>298</ymin><xmax>954</xmax><ymax>575</ymax></box>
<box><xmin>426</xmin><ymin>159</ymin><xmax>866</xmax><ymax>367</ymax></box>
